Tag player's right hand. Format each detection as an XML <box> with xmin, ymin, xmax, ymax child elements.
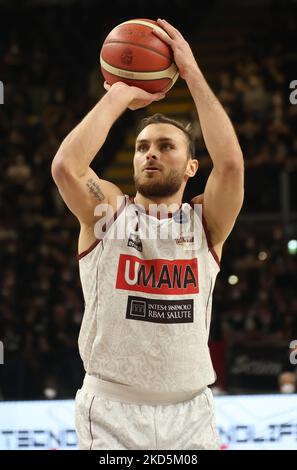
<box><xmin>103</xmin><ymin>81</ymin><xmax>166</xmax><ymax>111</ymax></box>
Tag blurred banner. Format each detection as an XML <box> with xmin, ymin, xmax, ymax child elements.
<box><xmin>0</xmin><ymin>400</ymin><xmax>76</xmax><ymax>450</ymax></box>
<box><xmin>0</xmin><ymin>394</ymin><xmax>297</xmax><ymax>450</ymax></box>
<box><xmin>217</xmin><ymin>394</ymin><xmax>297</xmax><ymax>450</ymax></box>
<box><xmin>227</xmin><ymin>345</ymin><xmax>287</xmax><ymax>391</ymax></box>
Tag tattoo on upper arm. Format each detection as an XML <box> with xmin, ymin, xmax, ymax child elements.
<box><xmin>86</xmin><ymin>178</ymin><xmax>105</xmax><ymax>201</ymax></box>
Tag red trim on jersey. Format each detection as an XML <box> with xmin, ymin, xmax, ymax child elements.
<box><xmin>77</xmin><ymin>239</ymin><xmax>100</xmax><ymax>260</ymax></box>
<box><xmin>201</xmin><ymin>215</ymin><xmax>221</xmax><ymax>268</ymax></box>
<box><xmin>88</xmin><ymin>395</ymin><xmax>95</xmax><ymax>450</ymax></box>
<box><xmin>190</xmin><ymin>200</ymin><xmax>221</xmax><ymax>268</ymax></box>
<box><xmin>77</xmin><ymin>195</ymin><xmax>126</xmax><ymax>261</ymax></box>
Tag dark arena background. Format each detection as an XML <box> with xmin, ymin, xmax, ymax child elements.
<box><xmin>0</xmin><ymin>0</ymin><xmax>297</xmax><ymax>454</ymax></box>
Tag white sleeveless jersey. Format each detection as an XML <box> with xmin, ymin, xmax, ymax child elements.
<box><xmin>77</xmin><ymin>195</ymin><xmax>220</xmax><ymax>394</ymax></box>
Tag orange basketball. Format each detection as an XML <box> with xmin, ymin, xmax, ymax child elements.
<box><xmin>100</xmin><ymin>19</ymin><xmax>179</xmax><ymax>94</ymax></box>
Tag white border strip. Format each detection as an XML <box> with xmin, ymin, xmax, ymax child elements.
<box><xmin>100</xmin><ymin>57</ymin><xmax>178</xmax><ymax>81</ymax></box>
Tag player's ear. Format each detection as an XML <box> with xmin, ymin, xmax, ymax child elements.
<box><xmin>186</xmin><ymin>158</ymin><xmax>198</xmax><ymax>177</ymax></box>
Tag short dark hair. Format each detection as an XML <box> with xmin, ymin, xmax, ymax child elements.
<box><xmin>136</xmin><ymin>113</ymin><xmax>195</xmax><ymax>159</ymax></box>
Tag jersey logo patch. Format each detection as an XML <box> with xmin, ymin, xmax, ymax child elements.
<box><xmin>127</xmin><ymin>232</ymin><xmax>143</xmax><ymax>252</ymax></box>
<box><xmin>126</xmin><ymin>296</ymin><xmax>194</xmax><ymax>323</ymax></box>
<box><xmin>174</xmin><ymin>235</ymin><xmax>196</xmax><ymax>250</ymax></box>
<box><xmin>116</xmin><ymin>254</ymin><xmax>199</xmax><ymax>295</ymax></box>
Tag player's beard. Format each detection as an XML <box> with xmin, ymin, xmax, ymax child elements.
<box><xmin>134</xmin><ymin>167</ymin><xmax>185</xmax><ymax>198</ymax></box>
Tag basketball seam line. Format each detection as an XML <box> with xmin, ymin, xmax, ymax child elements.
<box><xmin>102</xmin><ymin>39</ymin><xmax>171</xmax><ymax>60</ymax></box>
<box><xmin>119</xmin><ymin>19</ymin><xmax>169</xmax><ymax>38</ymax></box>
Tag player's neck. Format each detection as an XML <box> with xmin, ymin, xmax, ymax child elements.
<box><xmin>134</xmin><ymin>193</ymin><xmax>183</xmax><ymax>216</ymax></box>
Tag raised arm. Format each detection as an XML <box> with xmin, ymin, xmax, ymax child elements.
<box><xmin>153</xmin><ymin>20</ymin><xmax>244</xmax><ymax>258</ymax></box>
<box><xmin>51</xmin><ymin>81</ymin><xmax>165</xmax><ymax>226</ymax></box>
<box><xmin>186</xmin><ymin>67</ymin><xmax>244</xmax><ymax>249</ymax></box>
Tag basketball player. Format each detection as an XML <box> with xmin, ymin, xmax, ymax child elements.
<box><xmin>51</xmin><ymin>19</ymin><xmax>244</xmax><ymax>450</ymax></box>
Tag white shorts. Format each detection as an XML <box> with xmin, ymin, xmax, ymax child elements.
<box><xmin>75</xmin><ymin>374</ymin><xmax>220</xmax><ymax>450</ymax></box>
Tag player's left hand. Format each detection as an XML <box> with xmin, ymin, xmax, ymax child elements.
<box><xmin>153</xmin><ymin>19</ymin><xmax>199</xmax><ymax>79</ymax></box>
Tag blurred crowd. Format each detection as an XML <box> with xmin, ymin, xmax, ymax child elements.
<box><xmin>0</xmin><ymin>4</ymin><xmax>296</xmax><ymax>399</ymax></box>
<box><xmin>190</xmin><ymin>11</ymin><xmax>297</xmax><ymax>213</ymax></box>
<box><xmin>212</xmin><ymin>223</ymin><xmax>297</xmax><ymax>338</ymax></box>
